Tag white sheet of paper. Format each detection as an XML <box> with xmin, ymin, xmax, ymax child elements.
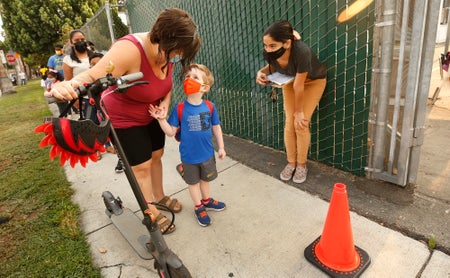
<box><xmin>267</xmin><ymin>72</ymin><xmax>295</xmax><ymax>86</ymax></box>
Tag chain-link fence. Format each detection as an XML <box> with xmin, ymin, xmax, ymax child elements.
<box><xmin>84</xmin><ymin>0</ymin><xmax>375</xmax><ymax>176</ymax></box>
<box><xmin>126</xmin><ymin>0</ymin><xmax>375</xmax><ymax>176</ymax></box>
<box><xmin>80</xmin><ymin>2</ymin><xmax>130</xmax><ymax>53</ymax></box>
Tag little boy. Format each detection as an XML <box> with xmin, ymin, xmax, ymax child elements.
<box><xmin>149</xmin><ymin>63</ymin><xmax>226</xmax><ymax>227</ymax></box>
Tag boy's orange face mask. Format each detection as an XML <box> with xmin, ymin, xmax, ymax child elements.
<box><xmin>183</xmin><ymin>77</ymin><xmax>204</xmax><ymax>95</ymax></box>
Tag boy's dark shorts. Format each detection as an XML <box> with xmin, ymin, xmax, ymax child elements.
<box><xmin>182</xmin><ymin>156</ymin><xmax>218</xmax><ymax>185</ymax></box>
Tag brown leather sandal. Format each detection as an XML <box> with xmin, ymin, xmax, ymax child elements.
<box><xmin>155</xmin><ymin>196</ymin><xmax>182</xmax><ymax>213</ymax></box>
<box><xmin>155</xmin><ymin>213</ymin><xmax>176</xmax><ymax>234</ymax></box>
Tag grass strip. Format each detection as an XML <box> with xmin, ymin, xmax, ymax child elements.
<box><xmin>0</xmin><ymin>80</ymin><xmax>101</xmax><ymax>277</ymax></box>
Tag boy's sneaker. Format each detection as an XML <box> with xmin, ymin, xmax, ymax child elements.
<box><xmin>194</xmin><ymin>206</ymin><xmax>210</xmax><ymax>227</ymax></box>
<box><xmin>202</xmin><ymin>198</ymin><xmax>226</xmax><ymax>211</ymax></box>
<box><xmin>115</xmin><ymin>159</ymin><xmax>124</xmax><ymax>173</ymax></box>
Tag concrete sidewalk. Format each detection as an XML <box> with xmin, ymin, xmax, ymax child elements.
<box><xmin>62</xmin><ymin>136</ymin><xmax>450</xmax><ymax>277</ymax></box>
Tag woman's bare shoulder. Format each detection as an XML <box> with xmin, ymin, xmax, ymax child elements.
<box><xmin>90</xmin><ymin>40</ymin><xmax>141</xmax><ymax>77</ymax></box>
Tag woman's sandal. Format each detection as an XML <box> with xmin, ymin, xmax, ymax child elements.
<box><xmin>155</xmin><ymin>196</ymin><xmax>182</xmax><ymax>213</ymax></box>
<box><xmin>155</xmin><ymin>213</ymin><xmax>176</xmax><ymax>234</ymax></box>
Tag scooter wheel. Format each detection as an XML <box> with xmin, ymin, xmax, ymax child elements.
<box><xmin>168</xmin><ymin>264</ymin><xmax>192</xmax><ymax>278</ymax></box>
<box><xmin>154</xmin><ymin>261</ymin><xmax>192</xmax><ymax>278</ymax></box>
<box><xmin>102</xmin><ymin>191</ymin><xmax>123</xmax><ymax>217</ymax></box>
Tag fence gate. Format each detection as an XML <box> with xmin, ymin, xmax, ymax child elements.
<box><xmin>367</xmin><ymin>0</ymin><xmax>441</xmax><ymax>186</ymax></box>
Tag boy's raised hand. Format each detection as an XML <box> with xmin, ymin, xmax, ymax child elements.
<box><xmin>148</xmin><ymin>104</ymin><xmax>167</xmax><ymax>120</ymax></box>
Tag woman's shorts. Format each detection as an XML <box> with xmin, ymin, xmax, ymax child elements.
<box><xmin>182</xmin><ymin>156</ymin><xmax>218</xmax><ymax>185</ymax></box>
<box><xmin>114</xmin><ymin>120</ymin><xmax>165</xmax><ymax>166</ymax></box>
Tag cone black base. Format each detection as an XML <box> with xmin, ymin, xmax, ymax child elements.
<box><xmin>304</xmin><ymin>236</ymin><xmax>371</xmax><ymax>277</ymax></box>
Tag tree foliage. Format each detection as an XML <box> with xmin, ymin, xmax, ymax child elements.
<box><xmin>0</xmin><ymin>0</ymin><xmax>103</xmax><ymax>57</ymax></box>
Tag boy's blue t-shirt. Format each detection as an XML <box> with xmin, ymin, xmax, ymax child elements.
<box><xmin>167</xmin><ymin>100</ymin><xmax>220</xmax><ymax>164</ymax></box>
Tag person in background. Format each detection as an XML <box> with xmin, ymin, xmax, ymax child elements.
<box><xmin>63</xmin><ymin>29</ymin><xmax>92</xmax><ymax>81</ymax></box>
<box><xmin>43</xmin><ymin>69</ymin><xmax>71</xmax><ymax>118</ymax></box>
<box><xmin>50</xmin><ymin>8</ymin><xmax>201</xmax><ymax>234</ymax></box>
<box><xmin>10</xmin><ymin>74</ymin><xmax>17</xmax><ymax>86</ymax></box>
<box><xmin>256</xmin><ymin>20</ymin><xmax>327</xmax><ymax>184</ymax></box>
<box><xmin>40</xmin><ymin>72</ymin><xmax>47</xmax><ymax>91</ymax></box>
<box><xmin>149</xmin><ymin>63</ymin><xmax>226</xmax><ymax>227</ymax></box>
<box><xmin>88</xmin><ymin>52</ymin><xmax>121</xmax><ymax>167</ymax></box>
<box><xmin>39</xmin><ymin>65</ymin><xmax>48</xmax><ymax>79</ymax></box>
<box><xmin>18</xmin><ymin>71</ymin><xmax>26</xmax><ymax>85</ymax></box>
<box><xmin>87</xmin><ymin>41</ymin><xmax>96</xmax><ymax>52</ymax></box>
<box><xmin>47</xmin><ymin>44</ymin><xmax>65</xmax><ymax>78</ymax></box>
<box><xmin>63</xmin><ymin>30</ymin><xmax>93</xmax><ymax>116</ymax></box>
<box><xmin>88</xmin><ymin>51</ymin><xmax>103</xmax><ymax>67</ymax></box>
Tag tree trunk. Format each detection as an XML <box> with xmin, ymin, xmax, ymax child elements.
<box><xmin>0</xmin><ymin>62</ymin><xmax>16</xmax><ymax>96</ymax></box>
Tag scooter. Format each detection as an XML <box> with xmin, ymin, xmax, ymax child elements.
<box><xmin>39</xmin><ymin>69</ymin><xmax>191</xmax><ymax>277</ymax></box>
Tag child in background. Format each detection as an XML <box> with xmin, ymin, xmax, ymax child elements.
<box><xmin>77</xmin><ymin>51</ymin><xmax>106</xmax><ymax>124</ymax></box>
<box><xmin>87</xmin><ymin>51</ymin><xmax>105</xmax><ymax>125</ymax></box>
<box><xmin>89</xmin><ymin>52</ymin><xmax>123</xmax><ymax>170</ymax></box>
<box><xmin>149</xmin><ymin>64</ymin><xmax>226</xmax><ymax>227</ymax></box>
<box><xmin>86</xmin><ymin>51</ymin><xmax>104</xmax><ymax>123</ymax></box>
<box><xmin>40</xmin><ymin>72</ymin><xmax>47</xmax><ymax>92</ymax></box>
<box><xmin>44</xmin><ymin>69</ymin><xmax>71</xmax><ymax>118</ymax></box>
<box><xmin>89</xmin><ymin>52</ymin><xmax>103</xmax><ymax>68</ymax></box>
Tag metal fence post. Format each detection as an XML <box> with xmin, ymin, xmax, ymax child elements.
<box><xmin>388</xmin><ymin>0</ymin><xmax>410</xmax><ymax>175</ymax></box>
<box><xmin>446</xmin><ymin>6</ymin><xmax>450</xmax><ymax>53</ymax></box>
<box><xmin>372</xmin><ymin>0</ymin><xmax>397</xmax><ymax>171</ymax></box>
<box><xmin>105</xmin><ymin>1</ymin><xmax>116</xmax><ymax>43</ymax></box>
<box><xmin>395</xmin><ymin>0</ymin><xmax>429</xmax><ymax>185</ymax></box>
<box><xmin>407</xmin><ymin>0</ymin><xmax>441</xmax><ymax>184</ymax></box>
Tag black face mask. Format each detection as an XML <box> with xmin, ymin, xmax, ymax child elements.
<box><xmin>263</xmin><ymin>46</ymin><xmax>286</xmax><ymax>62</ymax></box>
<box><xmin>74</xmin><ymin>41</ymin><xmax>87</xmax><ymax>53</ymax></box>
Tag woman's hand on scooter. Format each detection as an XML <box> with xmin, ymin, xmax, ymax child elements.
<box><xmin>50</xmin><ymin>80</ymin><xmax>80</xmax><ymax>101</ymax></box>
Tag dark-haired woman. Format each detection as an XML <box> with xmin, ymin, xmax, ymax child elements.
<box><xmin>51</xmin><ymin>8</ymin><xmax>201</xmax><ymax>233</ymax></box>
<box><xmin>256</xmin><ymin>20</ymin><xmax>327</xmax><ymax>184</ymax></box>
<box><xmin>63</xmin><ymin>29</ymin><xmax>93</xmax><ymax>116</ymax></box>
<box><xmin>63</xmin><ymin>29</ymin><xmax>92</xmax><ymax>81</ymax></box>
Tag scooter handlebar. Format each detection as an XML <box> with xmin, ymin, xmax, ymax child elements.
<box><xmin>45</xmin><ymin>83</ymin><xmax>89</xmax><ymax>104</ymax></box>
<box><xmin>46</xmin><ymin>96</ymin><xmax>59</xmax><ymax>104</ymax></box>
<box><xmin>117</xmin><ymin>72</ymin><xmax>144</xmax><ymax>84</ymax></box>
<box><xmin>46</xmin><ymin>72</ymin><xmax>144</xmax><ymax>104</ymax></box>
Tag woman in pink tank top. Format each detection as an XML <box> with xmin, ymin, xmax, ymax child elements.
<box><xmin>50</xmin><ymin>8</ymin><xmax>201</xmax><ymax>234</ymax></box>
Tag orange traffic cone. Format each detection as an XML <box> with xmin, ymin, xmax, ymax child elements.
<box><xmin>304</xmin><ymin>183</ymin><xmax>370</xmax><ymax>277</ymax></box>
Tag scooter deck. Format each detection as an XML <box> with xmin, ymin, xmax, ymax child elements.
<box><xmin>110</xmin><ymin>207</ymin><xmax>152</xmax><ymax>260</ymax></box>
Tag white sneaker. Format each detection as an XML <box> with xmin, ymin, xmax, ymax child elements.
<box><xmin>280</xmin><ymin>164</ymin><xmax>295</xmax><ymax>181</ymax></box>
<box><xmin>293</xmin><ymin>166</ymin><xmax>308</xmax><ymax>183</ymax></box>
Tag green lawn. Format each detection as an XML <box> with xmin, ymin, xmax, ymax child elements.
<box><xmin>0</xmin><ymin>80</ymin><xmax>101</xmax><ymax>277</ymax></box>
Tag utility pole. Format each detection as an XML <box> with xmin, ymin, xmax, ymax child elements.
<box><xmin>0</xmin><ymin>61</ymin><xmax>16</xmax><ymax>95</ymax></box>
<box><xmin>0</xmin><ymin>13</ymin><xmax>16</xmax><ymax>95</ymax></box>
